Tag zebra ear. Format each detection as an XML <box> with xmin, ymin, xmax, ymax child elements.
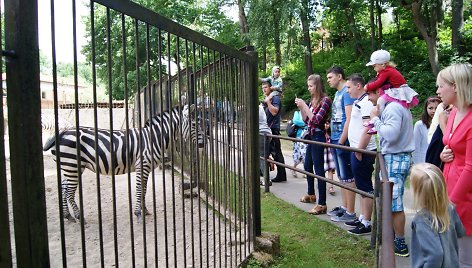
<box><xmin>189</xmin><ymin>104</ymin><xmax>196</xmax><ymax>113</ymax></box>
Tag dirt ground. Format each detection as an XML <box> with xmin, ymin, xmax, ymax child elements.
<box><xmin>6</xmin><ymin>150</ymin><xmax>249</xmax><ymax>267</ymax></box>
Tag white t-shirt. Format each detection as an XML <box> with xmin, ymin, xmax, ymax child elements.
<box><xmin>348</xmin><ymin>93</ymin><xmax>376</xmax><ymax>150</ymax></box>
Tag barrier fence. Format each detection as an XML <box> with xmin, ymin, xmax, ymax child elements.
<box><xmin>260</xmin><ymin>133</ymin><xmax>396</xmax><ymax>268</ymax></box>
<box><xmin>0</xmin><ymin>0</ymin><xmax>259</xmax><ymax>267</ymax></box>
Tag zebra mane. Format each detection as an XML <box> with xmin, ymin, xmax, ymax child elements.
<box><xmin>143</xmin><ymin>105</ymin><xmax>187</xmax><ymax>128</ymax></box>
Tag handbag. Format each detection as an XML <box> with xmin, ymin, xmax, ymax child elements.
<box><xmin>286</xmin><ymin>120</ymin><xmax>298</xmax><ymax>138</ymax></box>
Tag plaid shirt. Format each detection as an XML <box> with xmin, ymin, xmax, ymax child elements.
<box><xmin>305</xmin><ymin>96</ymin><xmax>332</xmax><ymax>135</ymax></box>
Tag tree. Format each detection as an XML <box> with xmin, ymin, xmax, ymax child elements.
<box><xmin>82</xmin><ymin>0</ymin><xmax>242</xmax><ymax>99</ymax></box>
<box><xmin>400</xmin><ymin>0</ymin><xmax>443</xmax><ymax>75</ymax></box>
<box><xmin>452</xmin><ymin>0</ymin><xmax>465</xmax><ymax>55</ymax></box>
<box><xmin>300</xmin><ymin>0</ymin><xmax>313</xmax><ymax>75</ymax></box>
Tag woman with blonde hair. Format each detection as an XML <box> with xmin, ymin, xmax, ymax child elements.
<box><xmin>437</xmin><ymin>63</ymin><xmax>472</xmax><ymax>267</ymax></box>
<box><xmin>295</xmin><ymin>74</ymin><xmax>332</xmax><ymax>214</ymax></box>
<box><xmin>410</xmin><ymin>163</ymin><xmax>465</xmax><ymax>268</ymax></box>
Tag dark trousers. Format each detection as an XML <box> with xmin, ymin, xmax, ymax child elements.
<box><xmin>270</xmin><ymin>128</ymin><xmax>286</xmax><ymax>179</ymax></box>
<box><xmin>304</xmin><ymin>131</ymin><xmax>326</xmax><ymax>205</ymax></box>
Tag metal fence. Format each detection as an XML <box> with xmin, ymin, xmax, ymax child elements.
<box><xmin>261</xmin><ymin>134</ymin><xmax>396</xmax><ymax>268</ymax></box>
<box><xmin>0</xmin><ymin>0</ymin><xmax>259</xmax><ymax>267</ymax></box>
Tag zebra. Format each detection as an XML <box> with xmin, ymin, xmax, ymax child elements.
<box><xmin>43</xmin><ymin>105</ymin><xmax>205</xmax><ymax>222</ymax></box>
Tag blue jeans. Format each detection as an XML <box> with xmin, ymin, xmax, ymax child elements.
<box><xmin>330</xmin><ymin>139</ymin><xmax>354</xmax><ymax>183</ymax></box>
<box><xmin>304</xmin><ymin>131</ymin><xmax>326</xmax><ymax>205</ymax></box>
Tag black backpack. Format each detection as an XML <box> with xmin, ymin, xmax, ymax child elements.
<box><xmin>286</xmin><ymin>120</ymin><xmax>298</xmax><ymax>138</ymax></box>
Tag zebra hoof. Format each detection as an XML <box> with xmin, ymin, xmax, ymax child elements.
<box><xmin>182</xmin><ymin>181</ymin><xmax>198</xmax><ymax>190</ymax></box>
<box><xmin>144</xmin><ymin>208</ymin><xmax>151</xmax><ymax>216</ymax></box>
<box><xmin>183</xmin><ymin>192</ymin><xmax>198</xmax><ymax>199</ymax></box>
<box><xmin>136</xmin><ymin>215</ymin><xmax>142</xmax><ymax>224</ymax></box>
<box><xmin>65</xmin><ymin>214</ymin><xmax>76</xmax><ymax>222</ymax></box>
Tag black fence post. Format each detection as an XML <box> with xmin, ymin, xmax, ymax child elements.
<box><xmin>245</xmin><ymin>46</ymin><xmax>260</xmax><ymax>239</ymax></box>
<box><xmin>4</xmin><ymin>0</ymin><xmax>50</xmax><ymax>266</ymax></box>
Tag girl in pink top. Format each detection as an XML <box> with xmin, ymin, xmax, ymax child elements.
<box><xmin>364</xmin><ymin>50</ymin><xmax>419</xmax><ymax>134</ymax></box>
<box><xmin>437</xmin><ymin>63</ymin><xmax>472</xmax><ymax>267</ymax></box>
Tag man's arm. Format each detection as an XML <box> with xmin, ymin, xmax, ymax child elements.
<box><xmin>264</xmin><ymin>95</ymin><xmax>279</xmax><ymax>116</ymax></box>
<box><xmin>339</xmin><ymin>105</ymin><xmax>352</xmax><ymax>145</ymax></box>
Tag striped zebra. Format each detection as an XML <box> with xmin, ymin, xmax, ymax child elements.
<box><xmin>43</xmin><ymin>105</ymin><xmax>205</xmax><ymax>222</ymax></box>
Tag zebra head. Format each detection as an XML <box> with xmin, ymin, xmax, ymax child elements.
<box><xmin>182</xmin><ymin>104</ymin><xmax>205</xmax><ymax>149</ymax></box>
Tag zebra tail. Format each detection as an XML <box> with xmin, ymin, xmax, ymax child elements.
<box><xmin>43</xmin><ymin>130</ymin><xmax>67</xmax><ymax>151</ymax></box>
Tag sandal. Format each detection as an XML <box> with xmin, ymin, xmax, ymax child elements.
<box><xmin>308</xmin><ymin>205</ymin><xmax>327</xmax><ymax>215</ymax></box>
<box><xmin>328</xmin><ymin>186</ymin><xmax>335</xmax><ymax>195</ymax></box>
<box><xmin>299</xmin><ymin>195</ymin><xmax>316</xmax><ymax>203</ymax></box>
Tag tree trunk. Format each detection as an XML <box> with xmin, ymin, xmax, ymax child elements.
<box><xmin>376</xmin><ymin>0</ymin><xmax>383</xmax><ymax>45</ymax></box>
<box><xmin>345</xmin><ymin>2</ymin><xmax>363</xmax><ymax>55</ymax></box>
<box><xmin>301</xmin><ymin>0</ymin><xmax>313</xmax><ymax>75</ymax></box>
<box><xmin>452</xmin><ymin>0</ymin><xmax>465</xmax><ymax>55</ymax></box>
<box><xmin>369</xmin><ymin>0</ymin><xmax>376</xmax><ymax>50</ymax></box>
<box><xmin>273</xmin><ymin>12</ymin><xmax>282</xmax><ymax>66</ymax></box>
<box><xmin>236</xmin><ymin>0</ymin><xmax>251</xmax><ymax>46</ymax></box>
<box><xmin>262</xmin><ymin>45</ymin><xmax>267</xmax><ymax>73</ymax></box>
<box><xmin>405</xmin><ymin>0</ymin><xmax>440</xmax><ymax>75</ymax></box>
<box><xmin>394</xmin><ymin>8</ymin><xmax>402</xmax><ymax>42</ymax></box>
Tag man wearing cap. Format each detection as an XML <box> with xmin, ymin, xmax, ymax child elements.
<box><xmin>366</xmin><ymin>50</ymin><xmax>415</xmax><ymax>257</ymax></box>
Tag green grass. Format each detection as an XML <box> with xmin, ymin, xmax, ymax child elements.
<box><xmin>248</xmin><ymin>192</ymin><xmax>375</xmax><ymax>268</ymax></box>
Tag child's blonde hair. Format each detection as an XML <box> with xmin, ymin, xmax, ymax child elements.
<box><xmin>410</xmin><ymin>163</ymin><xmax>450</xmax><ymax>233</ymax></box>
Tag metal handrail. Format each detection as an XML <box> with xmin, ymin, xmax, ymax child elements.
<box><xmin>260</xmin><ymin>132</ymin><xmax>395</xmax><ymax>268</ymax></box>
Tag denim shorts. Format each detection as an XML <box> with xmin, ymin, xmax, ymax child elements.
<box><xmin>382</xmin><ymin>153</ymin><xmax>412</xmax><ymax>212</ymax></box>
<box><xmin>350</xmin><ymin>151</ymin><xmax>376</xmax><ymax>194</ymax></box>
<box><xmin>330</xmin><ymin>139</ymin><xmax>354</xmax><ymax>183</ymax></box>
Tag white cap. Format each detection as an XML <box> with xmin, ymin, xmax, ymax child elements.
<box><xmin>366</xmin><ymin>50</ymin><xmax>390</xmax><ymax>66</ymax></box>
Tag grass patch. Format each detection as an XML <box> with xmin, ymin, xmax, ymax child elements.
<box><xmin>248</xmin><ymin>192</ymin><xmax>375</xmax><ymax>268</ymax></box>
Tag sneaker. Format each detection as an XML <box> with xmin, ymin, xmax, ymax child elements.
<box><xmin>331</xmin><ymin>212</ymin><xmax>356</xmax><ymax>222</ymax></box>
<box><xmin>291</xmin><ymin>170</ymin><xmax>298</xmax><ymax>178</ymax></box>
<box><xmin>344</xmin><ymin>218</ymin><xmax>361</xmax><ymax>227</ymax></box>
<box><xmin>327</xmin><ymin>206</ymin><xmax>345</xmax><ymax>217</ymax></box>
<box><xmin>348</xmin><ymin>223</ymin><xmax>371</xmax><ymax>236</ymax></box>
<box><xmin>394</xmin><ymin>238</ymin><xmax>410</xmax><ymax>257</ymax></box>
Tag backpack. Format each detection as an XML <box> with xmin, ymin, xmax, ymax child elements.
<box><xmin>286</xmin><ymin>120</ymin><xmax>298</xmax><ymax>138</ymax></box>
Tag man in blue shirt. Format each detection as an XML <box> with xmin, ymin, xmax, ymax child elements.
<box><xmin>326</xmin><ymin>66</ymin><xmax>357</xmax><ymax>222</ymax></box>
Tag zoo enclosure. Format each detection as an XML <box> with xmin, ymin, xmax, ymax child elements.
<box><xmin>0</xmin><ymin>0</ymin><xmax>259</xmax><ymax>267</ymax></box>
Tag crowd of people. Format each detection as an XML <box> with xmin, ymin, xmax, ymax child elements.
<box><xmin>258</xmin><ymin>54</ymin><xmax>472</xmax><ymax>267</ymax></box>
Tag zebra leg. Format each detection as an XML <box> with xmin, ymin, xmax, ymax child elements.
<box><xmin>61</xmin><ymin>180</ymin><xmax>75</xmax><ymax>222</ymax></box>
<box><xmin>134</xmin><ymin>163</ymin><xmax>151</xmax><ymax>221</ymax></box>
<box><xmin>63</xmin><ymin>174</ymin><xmax>83</xmax><ymax>222</ymax></box>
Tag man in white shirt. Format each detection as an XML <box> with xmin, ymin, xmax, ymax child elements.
<box><xmin>345</xmin><ymin>74</ymin><xmax>377</xmax><ymax>235</ymax></box>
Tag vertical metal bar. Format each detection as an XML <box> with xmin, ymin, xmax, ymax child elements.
<box><xmin>157</xmin><ymin>28</ymin><xmax>166</xmax><ymax>267</ymax></box>
<box><xmin>71</xmin><ymin>0</ymin><xmax>88</xmax><ymax>265</ymax></box>
<box><xmin>210</xmin><ymin>50</ymin><xmax>218</xmax><ymax>268</ymax></box>
<box><xmin>221</xmin><ymin>53</ymin><xmax>229</xmax><ymax>268</ymax></box>
<box><xmin>193</xmin><ymin>42</ymin><xmax>203</xmax><ymax>268</ymax></box>
<box><xmin>120</xmin><ymin>13</ymin><xmax>136</xmax><ymax>268</ymax></box>
<box><xmin>166</xmin><ymin>32</ymin><xmax>178</xmax><ymax>268</ymax></box>
<box><xmin>176</xmin><ymin>36</ymin><xmax>188</xmax><ymax>268</ymax></box>
<box><xmin>184</xmin><ymin>39</ymin><xmax>196</xmax><ymax>268</ymax></box>
<box><xmin>4</xmin><ymin>0</ymin><xmax>50</xmax><ymax>266</ymax></box>
<box><xmin>105</xmin><ymin>7</ymin><xmax>119</xmax><ymax>266</ymax></box>
<box><xmin>49</xmin><ymin>0</ymin><xmax>67</xmax><ymax>266</ymax></box>
<box><xmin>0</xmin><ymin>1</ymin><xmax>13</xmax><ymax>266</ymax></box>
<box><xmin>158</xmin><ymin>29</ymin><xmax>169</xmax><ymax>267</ymax></box>
<box><xmin>134</xmin><ymin>18</ymin><xmax>148</xmax><ymax>267</ymax></box>
<box><xmin>91</xmin><ymin>3</ymin><xmax>105</xmax><ymax>267</ymax></box>
<box><xmin>144</xmin><ymin>23</ymin><xmax>158</xmax><ymax>267</ymax></box>
<box><xmin>245</xmin><ymin>48</ymin><xmax>260</xmax><ymax>239</ymax></box>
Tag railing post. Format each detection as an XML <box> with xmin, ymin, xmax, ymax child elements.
<box><xmin>4</xmin><ymin>0</ymin><xmax>50</xmax><ymax>266</ymax></box>
<box><xmin>377</xmin><ymin>154</ymin><xmax>395</xmax><ymax>268</ymax></box>
<box><xmin>245</xmin><ymin>46</ymin><xmax>260</xmax><ymax>239</ymax></box>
